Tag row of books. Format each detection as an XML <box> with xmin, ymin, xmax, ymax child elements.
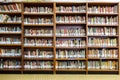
<box><xmin>0</xmin><ymin>4</ymin><xmax>21</xmax><ymax>12</ymax></box>
<box><xmin>88</xmin><ymin>27</ymin><xmax>117</xmax><ymax>36</ymax></box>
<box><xmin>88</xmin><ymin>61</ymin><xmax>118</xmax><ymax>70</ymax></box>
<box><xmin>24</xmin><ymin>6</ymin><xmax>53</xmax><ymax>13</ymax></box>
<box><xmin>0</xmin><ymin>48</ymin><xmax>21</xmax><ymax>57</ymax></box>
<box><xmin>88</xmin><ymin>49</ymin><xmax>118</xmax><ymax>58</ymax></box>
<box><xmin>88</xmin><ymin>16</ymin><xmax>118</xmax><ymax>25</ymax></box>
<box><xmin>56</xmin><ymin>5</ymin><xmax>86</xmax><ymax>12</ymax></box>
<box><xmin>0</xmin><ymin>26</ymin><xmax>21</xmax><ymax>33</ymax></box>
<box><xmin>24</xmin><ymin>49</ymin><xmax>53</xmax><ymax>58</ymax></box>
<box><xmin>24</xmin><ymin>38</ymin><xmax>52</xmax><ymax>46</ymax></box>
<box><xmin>56</xmin><ymin>49</ymin><xmax>85</xmax><ymax>58</ymax></box>
<box><xmin>56</xmin><ymin>16</ymin><xmax>85</xmax><ymax>23</ymax></box>
<box><xmin>0</xmin><ymin>37</ymin><xmax>21</xmax><ymax>44</ymax></box>
<box><xmin>0</xmin><ymin>59</ymin><xmax>21</xmax><ymax>69</ymax></box>
<box><xmin>56</xmin><ymin>61</ymin><xmax>86</xmax><ymax>69</ymax></box>
<box><xmin>24</xmin><ymin>17</ymin><xmax>53</xmax><ymax>24</ymax></box>
<box><xmin>88</xmin><ymin>38</ymin><xmax>117</xmax><ymax>47</ymax></box>
<box><xmin>56</xmin><ymin>39</ymin><xmax>86</xmax><ymax>47</ymax></box>
<box><xmin>56</xmin><ymin>27</ymin><xmax>85</xmax><ymax>36</ymax></box>
<box><xmin>0</xmin><ymin>0</ymin><xmax>44</xmax><ymax>2</ymax></box>
<box><xmin>24</xmin><ymin>61</ymin><xmax>53</xmax><ymax>69</ymax></box>
<box><xmin>88</xmin><ymin>5</ymin><xmax>118</xmax><ymax>13</ymax></box>
<box><xmin>25</xmin><ymin>28</ymin><xmax>53</xmax><ymax>36</ymax></box>
<box><xmin>0</xmin><ymin>14</ymin><xmax>21</xmax><ymax>23</ymax></box>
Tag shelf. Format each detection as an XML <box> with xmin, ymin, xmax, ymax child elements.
<box><xmin>56</xmin><ymin>58</ymin><xmax>86</xmax><ymax>60</ymax></box>
<box><xmin>24</xmin><ymin>36</ymin><xmax>53</xmax><ymax>38</ymax></box>
<box><xmin>0</xmin><ymin>44</ymin><xmax>21</xmax><ymax>46</ymax></box>
<box><xmin>24</xmin><ymin>58</ymin><xmax>53</xmax><ymax>60</ymax></box>
<box><xmin>88</xmin><ymin>46</ymin><xmax>118</xmax><ymax>48</ymax></box>
<box><xmin>56</xmin><ymin>69</ymin><xmax>86</xmax><ymax>71</ymax></box>
<box><xmin>0</xmin><ymin>32</ymin><xmax>21</xmax><ymax>34</ymax></box>
<box><xmin>56</xmin><ymin>12</ymin><xmax>86</xmax><ymax>14</ymax></box>
<box><xmin>88</xmin><ymin>24</ymin><xmax>118</xmax><ymax>26</ymax></box>
<box><xmin>88</xmin><ymin>13</ymin><xmax>118</xmax><ymax>15</ymax></box>
<box><xmin>56</xmin><ymin>47</ymin><xmax>86</xmax><ymax>49</ymax></box>
<box><xmin>0</xmin><ymin>12</ymin><xmax>21</xmax><ymax>14</ymax></box>
<box><xmin>88</xmin><ymin>58</ymin><xmax>118</xmax><ymax>60</ymax></box>
<box><xmin>56</xmin><ymin>36</ymin><xmax>86</xmax><ymax>38</ymax></box>
<box><xmin>0</xmin><ymin>22</ymin><xmax>21</xmax><ymax>24</ymax></box>
<box><xmin>0</xmin><ymin>56</ymin><xmax>21</xmax><ymax>59</ymax></box>
<box><xmin>24</xmin><ymin>24</ymin><xmax>54</xmax><ymax>26</ymax></box>
<box><xmin>24</xmin><ymin>13</ymin><xmax>53</xmax><ymax>15</ymax></box>
<box><xmin>23</xmin><ymin>69</ymin><xmax>53</xmax><ymax>71</ymax></box>
<box><xmin>0</xmin><ymin>69</ymin><xmax>21</xmax><ymax>71</ymax></box>
<box><xmin>23</xmin><ymin>46</ymin><xmax>53</xmax><ymax>48</ymax></box>
<box><xmin>56</xmin><ymin>22</ymin><xmax>86</xmax><ymax>25</ymax></box>
<box><xmin>88</xmin><ymin>69</ymin><xmax>118</xmax><ymax>71</ymax></box>
<box><xmin>88</xmin><ymin>35</ymin><xmax>118</xmax><ymax>37</ymax></box>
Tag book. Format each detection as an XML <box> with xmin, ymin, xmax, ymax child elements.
<box><xmin>24</xmin><ymin>49</ymin><xmax>53</xmax><ymax>58</ymax></box>
<box><xmin>88</xmin><ymin>37</ymin><xmax>117</xmax><ymax>47</ymax></box>
<box><xmin>88</xmin><ymin>16</ymin><xmax>118</xmax><ymax>25</ymax></box>
<box><xmin>24</xmin><ymin>61</ymin><xmax>53</xmax><ymax>69</ymax></box>
<box><xmin>24</xmin><ymin>6</ymin><xmax>53</xmax><ymax>13</ymax></box>
<box><xmin>88</xmin><ymin>5</ymin><xmax>118</xmax><ymax>13</ymax></box>
<box><xmin>88</xmin><ymin>49</ymin><xmax>118</xmax><ymax>58</ymax></box>
<box><xmin>56</xmin><ymin>61</ymin><xmax>85</xmax><ymax>69</ymax></box>
<box><xmin>0</xmin><ymin>48</ymin><xmax>21</xmax><ymax>57</ymax></box>
<box><xmin>24</xmin><ymin>17</ymin><xmax>53</xmax><ymax>24</ymax></box>
<box><xmin>56</xmin><ymin>49</ymin><xmax>85</xmax><ymax>59</ymax></box>
<box><xmin>88</xmin><ymin>27</ymin><xmax>117</xmax><ymax>36</ymax></box>
<box><xmin>24</xmin><ymin>38</ymin><xmax>53</xmax><ymax>46</ymax></box>
<box><xmin>56</xmin><ymin>38</ymin><xmax>86</xmax><ymax>47</ymax></box>
<box><xmin>0</xmin><ymin>3</ymin><xmax>21</xmax><ymax>12</ymax></box>
<box><xmin>56</xmin><ymin>5</ymin><xmax>86</xmax><ymax>12</ymax></box>
<box><xmin>56</xmin><ymin>15</ymin><xmax>85</xmax><ymax>23</ymax></box>
<box><xmin>0</xmin><ymin>37</ymin><xmax>21</xmax><ymax>44</ymax></box>
<box><xmin>56</xmin><ymin>26</ymin><xmax>85</xmax><ymax>36</ymax></box>
<box><xmin>25</xmin><ymin>28</ymin><xmax>53</xmax><ymax>36</ymax></box>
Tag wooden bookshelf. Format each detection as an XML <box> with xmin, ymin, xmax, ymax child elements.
<box><xmin>0</xmin><ymin>2</ymin><xmax>119</xmax><ymax>74</ymax></box>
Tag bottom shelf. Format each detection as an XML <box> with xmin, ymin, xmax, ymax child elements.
<box><xmin>0</xmin><ymin>69</ymin><xmax>21</xmax><ymax>71</ymax></box>
<box><xmin>23</xmin><ymin>69</ymin><xmax>53</xmax><ymax>71</ymax></box>
<box><xmin>56</xmin><ymin>69</ymin><xmax>86</xmax><ymax>71</ymax></box>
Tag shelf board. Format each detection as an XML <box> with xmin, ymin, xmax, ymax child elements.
<box><xmin>23</xmin><ymin>46</ymin><xmax>53</xmax><ymax>48</ymax></box>
<box><xmin>88</xmin><ymin>58</ymin><xmax>118</xmax><ymax>60</ymax></box>
<box><xmin>24</xmin><ymin>36</ymin><xmax>53</xmax><ymax>38</ymax></box>
<box><xmin>56</xmin><ymin>36</ymin><xmax>86</xmax><ymax>38</ymax></box>
<box><xmin>23</xmin><ymin>69</ymin><xmax>53</xmax><ymax>71</ymax></box>
<box><xmin>88</xmin><ymin>46</ymin><xmax>118</xmax><ymax>48</ymax></box>
<box><xmin>24</xmin><ymin>13</ymin><xmax>53</xmax><ymax>15</ymax></box>
<box><xmin>56</xmin><ymin>69</ymin><xmax>86</xmax><ymax>71</ymax></box>
<box><xmin>0</xmin><ymin>32</ymin><xmax>21</xmax><ymax>34</ymax></box>
<box><xmin>0</xmin><ymin>44</ymin><xmax>21</xmax><ymax>46</ymax></box>
<box><xmin>0</xmin><ymin>69</ymin><xmax>21</xmax><ymax>71</ymax></box>
<box><xmin>0</xmin><ymin>56</ymin><xmax>21</xmax><ymax>59</ymax></box>
<box><xmin>0</xmin><ymin>22</ymin><xmax>21</xmax><ymax>24</ymax></box>
<box><xmin>56</xmin><ymin>12</ymin><xmax>86</xmax><ymax>14</ymax></box>
<box><xmin>24</xmin><ymin>58</ymin><xmax>53</xmax><ymax>60</ymax></box>
<box><xmin>88</xmin><ymin>69</ymin><xmax>118</xmax><ymax>71</ymax></box>
<box><xmin>56</xmin><ymin>58</ymin><xmax>86</xmax><ymax>60</ymax></box>
<box><xmin>88</xmin><ymin>24</ymin><xmax>118</xmax><ymax>26</ymax></box>
<box><xmin>56</xmin><ymin>47</ymin><xmax>86</xmax><ymax>49</ymax></box>
<box><xmin>88</xmin><ymin>35</ymin><xmax>118</xmax><ymax>37</ymax></box>
<box><xmin>88</xmin><ymin>13</ymin><xmax>118</xmax><ymax>15</ymax></box>
<box><xmin>0</xmin><ymin>12</ymin><xmax>21</xmax><ymax>14</ymax></box>
<box><xmin>24</xmin><ymin>24</ymin><xmax>54</xmax><ymax>26</ymax></box>
<box><xmin>56</xmin><ymin>22</ymin><xmax>86</xmax><ymax>25</ymax></box>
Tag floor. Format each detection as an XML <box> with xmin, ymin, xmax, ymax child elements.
<box><xmin>0</xmin><ymin>75</ymin><xmax>120</xmax><ymax>80</ymax></box>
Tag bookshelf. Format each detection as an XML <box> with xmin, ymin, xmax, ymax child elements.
<box><xmin>0</xmin><ymin>2</ymin><xmax>119</xmax><ymax>74</ymax></box>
